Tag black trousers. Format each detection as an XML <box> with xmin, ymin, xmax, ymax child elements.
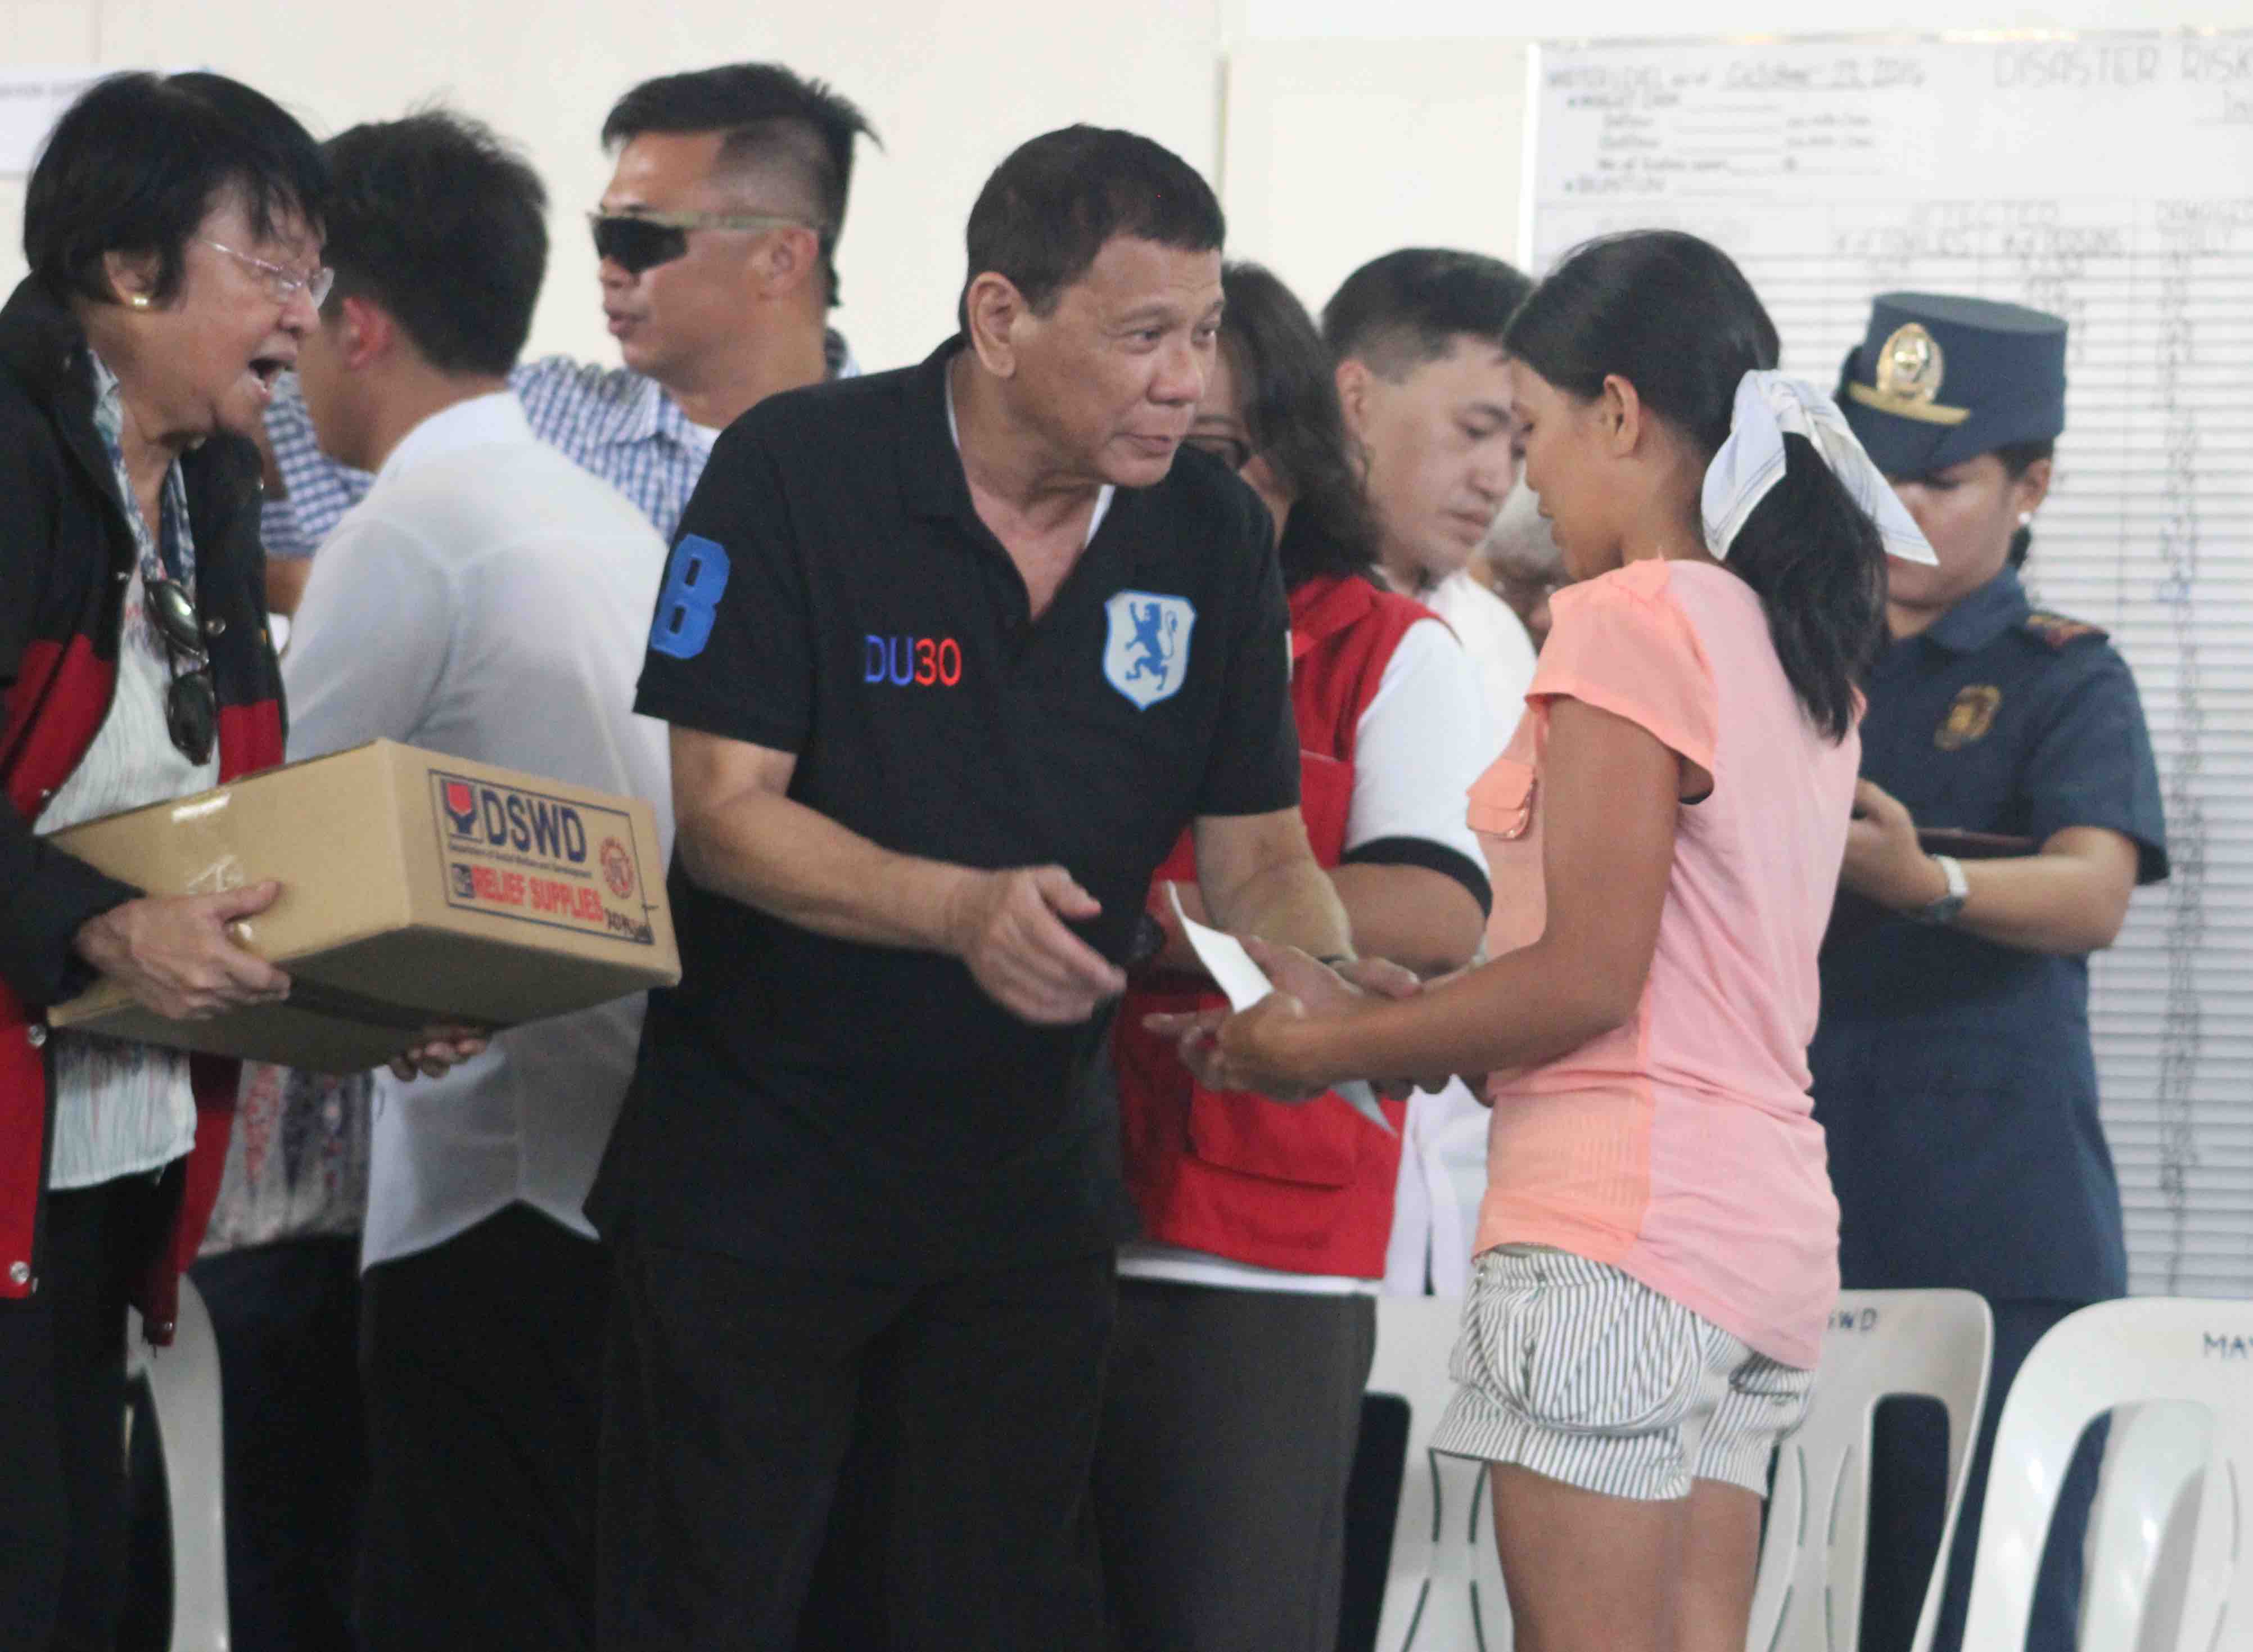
<box><xmin>357</xmin><ymin>1203</ymin><xmax>606</xmax><ymax>1652</ymax></box>
<box><xmin>1091</xmin><ymin>1279</ymin><xmax>1376</xmax><ymax>1652</ymax></box>
<box><xmin>0</xmin><ymin>1173</ymin><xmax>169</xmax><ymax>1652</ymax></box>
<box><xmin>598</xmin><ymin>1235</ymin><xmax>1115</xmax><ymax>1652</ymax></box>
<box><xmin>1861</xmin><ymin>1296</ymin><xmax>2106</xmax><ymax>1652</ymax></box>
<box><xmin>189</xmin><ymin>1236</ymin><xmax>366</xmax><ymax>1652</ymax></box>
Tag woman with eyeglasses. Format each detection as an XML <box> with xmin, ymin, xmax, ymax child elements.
<box><xmin>1095</xmin><ymin>263</ymin><xmax>1493</xmax><ymax>1652</ymax></box>
<box><xmin>0</xmin><ymin>71</ymin><xmax>326</xmax><ymax>1648</ymax></box>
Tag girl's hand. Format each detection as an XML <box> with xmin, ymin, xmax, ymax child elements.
<box><xmin>1143</xmin><ymin>990</ymin><xmax>1331</xmax><ymax>1101</ymax></box>
<box><xmin>1143</xmin><ymin>944</ymin><xmax>1435</xmax><ymax>1101</ymax></box>
<box><xmin>1211</xmin><ymin>991</ymin><xmax>1329</xmax><ymax>1099</ymax></box>
<box><xmin>1240</xmin><ymin>937</ymin><xmax>1419</xmax><ymax>1014</ymax></box>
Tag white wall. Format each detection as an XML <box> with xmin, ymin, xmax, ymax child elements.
<box><xmin>0</xmin><ymin>0</ymin><xmax>1226</xmax><ymax>374</ymax></box>
<box><xmin>1222</xmin><ymin>0</ymin><xmax>2253</xmax><ymax>311</ymax></box>
<box><xmin>0</xmin><ymin>0</ymin><xmax>2235</xmax><ymax>371</ymax></box>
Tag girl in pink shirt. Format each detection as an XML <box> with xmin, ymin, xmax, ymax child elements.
<box><xmin>1154</xmin><ymin>231</ymin><xmax>1936</xmax><ymax>1651</ymax></box>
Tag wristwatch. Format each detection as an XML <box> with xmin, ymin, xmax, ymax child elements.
<box><xmin>1911</xmin><ymin>854</ymin><xmax>1968</xmax><ymax>927</ymax></box>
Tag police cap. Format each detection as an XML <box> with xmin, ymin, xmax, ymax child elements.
<box><xmin>1836</xmin><ymin>292</ymin><xmax>2067</xmax><ymax>477</ymax></box>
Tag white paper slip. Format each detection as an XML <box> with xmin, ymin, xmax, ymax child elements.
<box><xmin>1168</xmin><ymin>888</ymin><xmax>1395</xmax><ymax>1136</ymax></box>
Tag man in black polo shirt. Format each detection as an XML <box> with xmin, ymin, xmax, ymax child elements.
<box><xmin>590</xmin><ymin>125</ymin><xmax>1356</xmax><ymax>1652</ymax></box>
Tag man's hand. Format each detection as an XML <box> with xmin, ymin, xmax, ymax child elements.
<box><xmin>73</xmin><ymin>883</ymin><xmax>292</xmax><ymax>1021</ymax></box>
<box><xmin>945</xmin><ymin>866</ymin><xmax>1127</xmax><ymax>1026</ymax></box>
<box><xmin>1841</xmin><ymin>779</ymin><xmax>1948</xmax><ymax>913</ymax></box>
<box><xmin>389</xmin><ymin>1024</ymin><xmax>491</xmax><ymax>1082</ymax></box>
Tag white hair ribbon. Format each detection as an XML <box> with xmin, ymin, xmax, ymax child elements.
<box><xmin>1700</xmin><ymin>371</ymin><xmax>1938</xmax><ymax>566</ymax></box>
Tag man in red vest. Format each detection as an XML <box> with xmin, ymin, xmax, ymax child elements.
<box><xmin>1100</xmin><ymin>261</ymin><xmax>1493</xmax><ymax>1652</ymax></box>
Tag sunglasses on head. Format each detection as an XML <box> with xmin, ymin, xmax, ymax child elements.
<box><xmin>588</xmin><ymin>210</ymin><xmax>819</xmax><ymax>276</ymax></box>
<box><xmin>146</xmin><ymin>575</ymin><xmax>216</xmax><ymax>765</ymax></box>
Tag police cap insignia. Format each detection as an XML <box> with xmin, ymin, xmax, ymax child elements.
<box><xmin>1935</xmin><ymin>684</ymin><xmax>2002</xmax><ymax>750</ymax></box>
<box><xmin>1875</xmin><ymin>323</ymin><xmax>1947</xmax><ymax>405</ymax></box>
<box><xmin>2022</xmin><ymin>611</ymin><xmax>2106</xmax><ymax>649</ymax></box>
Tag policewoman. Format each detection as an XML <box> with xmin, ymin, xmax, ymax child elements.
<box><xmin>1812</xmin><ymin>293</ymin><xmax>2168</xmax><ymax>1652</ymax></box>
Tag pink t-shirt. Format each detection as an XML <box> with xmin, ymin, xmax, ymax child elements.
<box><xmin>1468</xmin><ymin>557</ymin><xmax>1855</xmax><ymax>1368</ymax></box>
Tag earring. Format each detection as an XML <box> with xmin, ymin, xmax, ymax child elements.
<box><xmin>2017</xmin><ymin>511</ymin><xmax>2034</xmax><ymax>528</ymax></box>
<box><xmin>127</xmin><ymin>294</ymin><xmax>151</xmax><ymax>310</ymax></box>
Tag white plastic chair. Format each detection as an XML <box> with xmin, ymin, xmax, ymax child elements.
<box><xmin>127</xmin><ymin>1276</ymin><xmax>230</xmax><ymax>1652</ymax></box>
<box><xmin>1962</xmin><ymin>1298</ymin><xmax>2245</xmax><ymax>1651</ymax></box>
<box><xmin>1744</xmin><ymin>1289</ymin><xmax>1993</xmax><ymax>1652</ymax></box>
<box><xmin>2080</xmin><ymin>1400</ymin><xmax>2211</xmax><ymax>1652</ymax></box>
<box><xmin>1365</xmin><ymin>1293</ymin><xmax>1514</xmax><ymax>1652</ymax></box>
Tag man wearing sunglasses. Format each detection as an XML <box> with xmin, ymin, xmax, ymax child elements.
<box><xmin>257</xmin><ymin>61</ymin><xmax>874</xmax><ymax>598</ymax></box>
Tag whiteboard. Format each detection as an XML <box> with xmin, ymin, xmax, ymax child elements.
<box><xmin>1530</xmin><ymin>30</ymin><xmax>2253</xmax><ymax>1299</ymax></box>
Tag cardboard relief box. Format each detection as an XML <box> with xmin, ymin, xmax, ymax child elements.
<box><xmin>46</xmin><ymin>740</ymin><xmax>679</xmax><ymax>1072</ymax></box>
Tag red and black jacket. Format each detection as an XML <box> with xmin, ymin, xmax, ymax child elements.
<box><xmin>1113</xmin><ymin>572</ymin><xmax>1435</xmax><ymax>1279</ymax></box>
<box><xmin>0</xmin><ymin>277</ymin><xmax>285</xmax><ymax>1337</ymax></box>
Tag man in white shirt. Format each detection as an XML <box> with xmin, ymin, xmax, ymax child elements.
<box><xmin>1323</xmin><ymin>249</ymin><xmax>1542</xmax><ymax>1299</ymax></box>
<box><xmin>1325</xmin><ymin>249</ymin><xmax>1539</xmax><ymax>737</ymax></box>
<box><xmin>283</xmin><ymin>111</ymin><xmax>671</xmax><ymax>1652</ymax></box>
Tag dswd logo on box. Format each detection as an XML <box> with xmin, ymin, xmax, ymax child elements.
<box><xmin>431</xmin><ymin>770</ymin><xmax>654</xmax><ymax>944</ymax></box>
<box><xmin>444</xmin><ymin>779</ymin><xmax>480</xmax><ymax>837</ymax></box>
<box><xmin>436</xmin><ymin>774</ymin><xmax>590</xmax><ymax>865</ymax></box>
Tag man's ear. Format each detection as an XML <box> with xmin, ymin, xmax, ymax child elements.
<box><xmin>1334</xmin><ymin>358</ymin><xmax>1375</xmax><ymax>441</ymax></box>
<box><xmin>963</xmin><ymin>273</ymin><xmax>1029</xmax><ymax>378</ymax></box>
<box><xmin>334</xmin><ymin>295</ymin><xmax>395</xmax><ymax>372</ymax></box>
<box><xmin>753</xmin><ymin>225</ymin><xmax>821</xmax><ymax>303</ymax></box>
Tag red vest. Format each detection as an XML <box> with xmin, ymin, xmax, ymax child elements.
<box><xmin>1114</xmin><ymin>575</ymin><xmax>1433</xmax><ymax>1277</ymax></box>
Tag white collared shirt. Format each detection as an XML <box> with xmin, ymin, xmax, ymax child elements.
<box><xmin>283</xmin><ymin>392</ymin><xmax>674</xmax><ymax>1268</ymax></box>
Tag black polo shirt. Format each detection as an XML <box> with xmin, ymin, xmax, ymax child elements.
<box><xmin>589</xmin><ymin>339</ymin><xmax>1300</xmax><ymax>1278</ymax></box>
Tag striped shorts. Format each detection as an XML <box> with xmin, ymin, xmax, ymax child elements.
<box><xmin>1429</xmin><ymin>1245</ymin><xmax>1814</xmax><ymax>1502</ymax></box>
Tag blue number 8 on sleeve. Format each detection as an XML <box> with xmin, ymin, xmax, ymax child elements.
<box><xmin>650</xmin><ymin>534</ymin><xmax>731</xmax><ymax>660</ymax></box>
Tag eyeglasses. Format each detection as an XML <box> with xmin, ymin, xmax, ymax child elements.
<box><xmin>588</xmin><ymin>210</ymin><xmax>819</xmax><ymax>275</ymax></box>
<box><xmin>146</xmin><ymin>575</ymin><xmax>217</xmax><ymax>764</ymax></box>
<box><xmin>199</xmin><ymin>238</ymin><xmax>335</xmax><ymax>309</ymax></box>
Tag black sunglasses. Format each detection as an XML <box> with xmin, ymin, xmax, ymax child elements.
<box><xmin>588</xmin><ymin>210</ymin><xmax>818</xmax><ymax>276</ymax></box>
<box><xmin>147</xmin><ymin>576</ymin><xmax>216</xmax><ymax>765</ymax></box>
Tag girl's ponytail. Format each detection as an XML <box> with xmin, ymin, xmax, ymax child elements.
<box><xmin>1727</xmin><ymin>434</ymin><xmax>1887</xmax><ymax>741</ymax></box>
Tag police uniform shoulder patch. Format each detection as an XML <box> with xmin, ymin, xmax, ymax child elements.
<box><xmin>1935</xmin><ymin>684</ymin><xmax>2002</xmax><ymax>750</ymax></box>
<box><xmin>2022</xmin><ymin>611</ymin><xmax>2107</xmax><ymax>650</ymax></box>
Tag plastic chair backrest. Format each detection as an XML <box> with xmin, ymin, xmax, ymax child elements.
<box><xmin>2079</xmin><ymin>1400</ymin><xmax>2211</xmax><ymax>1652</ymax></box>
<box><xmin>1745</xmin><ymin>1289</ymin><xmax>1993</xmax><ymax>1652</ymax></box>
<box><xmin>126</xmin><ymin>1276</ymin><xmax>230</xmax><ymax>1652</ymax></box>
<box><xmin>1962</xmin><ymin>1298</ymin><xmax>2246</xmax><ymax>1651</ymax></box>
<box><xmin>1365</xmin><ymin>1293</ymin><xmax>1514</xmax><ymax>1651</ymax></box>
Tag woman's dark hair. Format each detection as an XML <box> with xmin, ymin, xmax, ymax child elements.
<box><xmin>1219</xmin><ymin>263</ymin><xmax>1379</xmax><ymax>587</ymax></box>
<box><xmin>25</xmin><ymin>72</ymin><xmax>327</xmax><ymax>307</ymax></box>
<box><xmin>1995</xmin><ymin>438</ymin><xmax>2055</xmax><ymax>568</ymax></box>
<box><xmin>1503</xmin><ymin>231</ymin><xmax>1885</xmax><ymax>741</ymax></box>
